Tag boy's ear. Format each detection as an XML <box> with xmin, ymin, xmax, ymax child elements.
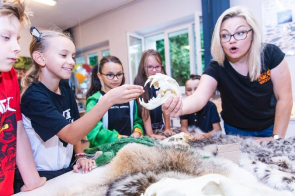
<box><xmin>32</xmin><ymin>51</ymin><xmax>45</xmax><ymax>66</ymax></box>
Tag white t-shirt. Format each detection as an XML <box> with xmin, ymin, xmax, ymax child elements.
<box><xmin>21</xmin><ymin>80</ymin><xmax>79</xmax><ymax>171</ymax></box>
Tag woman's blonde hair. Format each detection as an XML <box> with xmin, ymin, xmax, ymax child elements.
<box><xmin>21</xmin><ymin>29</ymin><xmax>72</xmax><ymax>94</ymax></box>
<box><xmin>0</xmin><ymin>0</ymin><xmax>31</xmax><ymax>25</ymax></box>
<box><xmin>211</xmin><ymin>5</ymin><xmax>265</xmax><ymax>81</ymax></box>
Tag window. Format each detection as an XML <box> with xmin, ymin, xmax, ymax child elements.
<box><xmin>200</xmin><ymin>18</ymin><xmax>205</xmax><ymax>72</ymax></box>
<box><xmin>127</xmin><ymin>33</ymin><xmax>144</xmax><ymax>83</ymax></box>
<box><xmin>194</xmin><ymin>14</ymin><xmax>204</xmax><ymax>74</ymax></box>
<box><xmin>168</xmin><ymin>28</ymin><xmax>191</xmax><ymax>86</ymax></box>
<box><xmin>101</xmin><ymin>49</ymin><xmax>110</xmax><ymax>57</ymax></box>
<box><xmin>145</xmin><ymin>33</ymin><xmax>166</xmax><ymax>66</ymax></box>
<box><xmin>144</xmin><ymin>26</ymin><xmax>194</xmax><ymax>87</ymax></box>
<box><xmin>75</xmin><ymin>56</ymin><xmax>85</xmax><ymax>64</ymax></box>
<box><xmin>127</xmin><ymin>13</ymin><xmax>204</xmax><ymax>87</ymax></box>
<box><xmin>88</xmin><ymin>53</ymin><xmax>98</xmax><ymax>66</ymax></box>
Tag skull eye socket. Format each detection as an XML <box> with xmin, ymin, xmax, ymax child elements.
<box><xmin>168</xmin><ymin>138</ymin><xmax>175</xmax><ymax>142</ymax></box>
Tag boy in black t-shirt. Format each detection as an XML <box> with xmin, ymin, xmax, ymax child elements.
<box><xmin>180</xmin><ymin>75</ymin><xmax>221</xmax><ymax>139</ymax></box>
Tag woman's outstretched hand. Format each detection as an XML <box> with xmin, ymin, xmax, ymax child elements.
<box><xmin>162</xmin><ymin>96</ymin><xmax>182</xmax><ymax>117</ymax></box>
<box><xmin>106</xmin><ymin>84</ymin><xmax>144</xmax><ymax>105</ymax></box>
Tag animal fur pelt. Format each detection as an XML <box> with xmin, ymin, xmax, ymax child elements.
<box><xmin>189</xmin><ymin>135</ymin><xmax>295</xmax><ymax>193</ymax></box>
<box><xmin>59</xmin><ymin>135</ymin><xmax>295</xmax><ymax>196</ymax></box>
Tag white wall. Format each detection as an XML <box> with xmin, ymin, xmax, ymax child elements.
<box><xmin>19</xmin><ymin>26</ymin><xmax>32</xmax><ymax>57</ymax></box>
<box><xmin>72</xmin><ymin>0</ymin><xmax>201</xmax><ymax>83</ymax></box>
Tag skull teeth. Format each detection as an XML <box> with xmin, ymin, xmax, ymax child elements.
<box><xmin>139</xmin><ymin>91</ymin><xmax>172</xmax><ymax>110</ymax></box>
<box><xmin>140</xmin><ymin>73</ymin><xmax>181</xmax><ymax>110</ymax></box>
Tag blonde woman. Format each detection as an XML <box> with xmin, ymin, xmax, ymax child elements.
<box><xmin>163</xmin><ymin>6</ymin><xmax>292</xmax><ymax>141</ymax></box>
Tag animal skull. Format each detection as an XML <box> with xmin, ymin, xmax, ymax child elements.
<box><xmin>160</xmin><ymin>132</ymin><xmax>193</xmax><ymax>149</ymax></box>
<box><xmin>139</xmin><ymin>73</ymin><xmax>181</xmax><ymax>110</ymax></box>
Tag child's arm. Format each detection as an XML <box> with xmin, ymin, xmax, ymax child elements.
<box><xmin>208</xmin><ymin>122</ymin><xmax>222</xmax><ymax>137</ymax></box>
<box><xmin>194</xmin><ymin>122</ymin><xmax>221</xmax><ymax>140</ymax></box>
<box><xmin>131</xmin><ymin>102</ymin><xmax>144</xmax><ymax>138</ymax></box>
<box><xmin>87</xmin><ymin>121</ymin><xmax>121</xmax><ymax>146</ymax></box>
<box><xmin>180</xmin><ymin>119</ymin><xmax>191</xmax><ymax>136</ymax></box>
<box><xmin>16</xmin><ymin>121</ymin><xmax>46</xmax><ymax>192</ymax></box>
<box><xmin>73</xmin><ymin>142</ymin><xmax>96</xmax><ymax>174</ymax></box>
<box><xmin>86</xmin><ymin>97</ymin><xmax>121</xmax><ymax>146</ymax></box>
<box><xmin>143</xmin><ymin>115</ymin><xmax>154</xmax><ymax>136</ymax></box>
<box><xmin>194</xmin><ymin>102</ymin><xmax>221</xmax><ymax>140</ymax></box>
<box><xmin>143</xmin><ymin>114</ymin><xmax>166</xmax><ymax>139</ymax></box>
<box><xmin>56</xmin><ymin>84</ymin><xmax>144</xmax><ymax>144</ymax></box>
<box><xmin>163</xmin><ymin>112</ymin><xmax>175</xmax><ymax>135</ymax></box>
<box><xmin>130</xmin><ymin>131</ymin><xmax>141</xmax><ymax>138</ymax></box>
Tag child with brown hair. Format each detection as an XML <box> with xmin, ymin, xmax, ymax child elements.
<box><xmin>180</xmin><ymin>75</ymin><xmax>221</xmax><ymax>139</ymax></box>
<box><xmin>134</xmin><ymin>49</ymin><xmax>174</xmax><ymax>139</ymax></box>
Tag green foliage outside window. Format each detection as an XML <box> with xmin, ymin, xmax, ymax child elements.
<box><xmin>169</xmin><ymin>33</ymin><xmax>190</xmax><ymax>86</ymax></box>
<box><xmin>14</xmin><ymin>56</ymin><xmax>33</xmax><ymax>70</ymax></box>
<box><xmin>89</xmin><ymin>55</ymin><xmax>98</xmax><ymax>66</ymax></box>
<box><xmin>156</xmin><ymin>39</ymin><xmax>165</xmax><ymax>67</ymax></box>
<box><xmin>155</xmin><ymin>25</ymin><xmax>205</xmax><ymax>85</ymax></box>
<box><xmin>156</xmin><ymin>34</ymin><xmax>190</xmax><ymax>86</ymax></box>
<box><xmin>200</xmin><ymin>24</ymin><xmax>205</xmax><ymax>72</ymax></box>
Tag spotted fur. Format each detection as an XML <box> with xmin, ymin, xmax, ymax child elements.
<box><xmin>191</xmin><ymin>135</ymin><xmax>295</xmax><ymax>193</ymax></box>
<box><xmin>102</xmin><ymin>135</ymin><xmax>295</xmax><ymax>195</ymax></box>
<box><xmin>63</xmin><ymin>134</ymin><xmax>295</xmax><ymax>195</ymax></box>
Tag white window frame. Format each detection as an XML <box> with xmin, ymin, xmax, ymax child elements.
<box><xmin>163</xmin><ymin>24</ymin><xmax>196</xmax><ymax>78</ymax></box>
<box><xmin>126</xmin><ymin>14</ymin><xmax>204</xmax><ymax>86</ymax></box>
<box><xmin>126</xmin><ymin>33</ymin><xmax>145</xmax><ymax>84</ymax></box>
<box><xmin>195</xmin><ymin>12</ymin><xmax>203</xmax><ymax>75</ymax></box>
<box><xmin>75</xmin><ymin>55</ymin><xmax>86</xmax><ymax>65</ymax></box>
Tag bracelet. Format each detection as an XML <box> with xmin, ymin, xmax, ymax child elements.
<box><xmin>76</xmin><ymin>157</ymin><xmax>87</xmax><ymax>164</ymax></box>
<box><xmin>71</xmin><ymin>157</ymin><xmax>87</xmax><ymax>167</ymax></box>
<box><xmin>133</xmin><ymin>128</ymin><xmax>143</xmax><ymax>136</ymax></box>
<box><xmin>74</xmin><ymin>153</ymin><xmax>86</xmax><ymax>158</ymax></box>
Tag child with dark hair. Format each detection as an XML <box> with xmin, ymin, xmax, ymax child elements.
<box><xmin>86</xmin><ymin>56</ymin><xmax>144</xmax><ymax>147</ymax></box>
<box><xmin>180</xmin><ymin>75</ymin><xmax>221</xmax><ymax>139</ymax></box>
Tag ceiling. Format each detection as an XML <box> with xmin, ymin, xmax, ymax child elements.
<box><xmin>27</xmin><ymin>0</ymin><xmax>137</xmax><ymax>29</ymax></box>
